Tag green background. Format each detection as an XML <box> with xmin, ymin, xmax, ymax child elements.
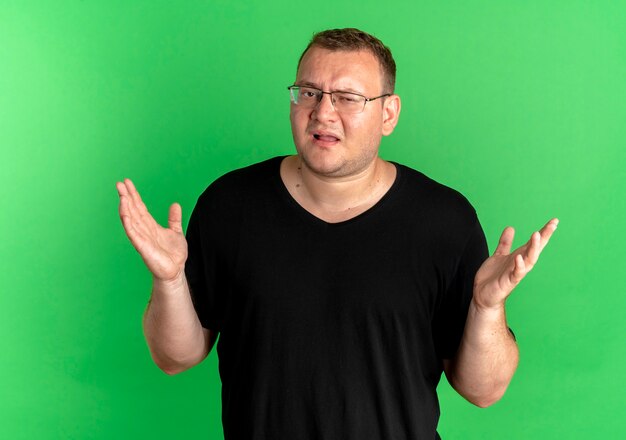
<box><xmin>1</xmin><ymin>0</ymin><xmax>624</xmax><ymax>438</ymax></box>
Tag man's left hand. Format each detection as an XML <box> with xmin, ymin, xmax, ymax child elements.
<box><xmin>473</xmin><ymin>218</ymin><xmax>559</xmax><ymax>311</ymax></box>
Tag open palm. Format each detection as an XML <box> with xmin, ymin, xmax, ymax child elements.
<box><xmin>473</xmin><ymin>218</ymin><xmax>558</xmax><ymax>310</ymax></box>
<box><xmin>116</xmin><ymin>178</ymin><xmax>188</xmax><ymax>282</ymax></box>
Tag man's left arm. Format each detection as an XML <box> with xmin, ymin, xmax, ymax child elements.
<box><xmin>443</xmin><ymin>218</ymin><xmax>559</xmax><ymax>407</ymax></box>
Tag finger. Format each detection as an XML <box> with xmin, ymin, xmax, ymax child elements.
<box><xmin>116</xmin><ymin>180</ymin><xmax>129</xmax><ymax>198</ymax></box>
<box><xmin>510</xmin><ymin>253</ymin><xmax>526</xmax><ymax>285</ymax></box>
<box><xmin>494</xmin><ymin>226</ymin><xmax>515</xmax><ymax>256</ymax></box>
<box><xmin>524</xmin><ymin>231</ymin><xmax>541</xmax><ymax>266</ymax></box>
<box><xmin>124</xmin><ymin>178</ymin><xmax>149</xmax><ymax>215</ymax></box>
<box><xmin>119</xmin><ymin>197</ymin><xmax>150</xmax><ymax>250</ymax></box>
<box><xmin>118</xmin><ymin>184</ymin><xmax>139</xmax><ymax>229</ymax></box>
<box><xmin>118</xmin><ymin>192</ymin><xmax>130</xmax><ymax>220</ymax></box>
<box><xmin>117</xmin><ymin>180</ymin><xmax>143</xmax><ymax>220</ymax></box>
<box><xmin>121</xmin><ymin>179</ymin><xmax>161</xmax><ymax>236</ymax></box>
<box><xmin>117</xmin><ymin>181</ymin><xmax>142</xmax><ymax>218</ymax></box>
<box><xmin>119</xmin><ymin>191</ymin><xmax>156</xmax><ymax>243</ymax></box>
<box><xmin>537</xmin><ymin>218</ymin><xmax>559</xmax><ymax>251</ymax></box>
<box><xmin>168</xmin><ymin>203</ymin><xmax>183</xmax><ymax>233</ymax></box>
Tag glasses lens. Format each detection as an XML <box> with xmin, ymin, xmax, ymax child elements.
<box><xmin>333</xmin><ymin>92</ymin><xmax>366</xmax><ymax>114</ymax></box>
<box><xmin>291</xmin><ymin>87</ymin><xmax>321</xmax><ymax>106</ymax></box>
<box><xmin>288</xmin><ymin>87</ymin><xmax>299</xmax><ymax>104</ymax></box>
<box><xmin>288</xmin><ymin>87</ymin><xmax>367</xmax><ymax>114</ymax></box>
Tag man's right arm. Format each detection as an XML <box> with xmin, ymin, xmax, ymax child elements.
<box><xmin>143</xmin><ymin>276</ymin><xmax>214</xmax><ymax>375</ymax></box>
<box><xmin>116</xmin><ymin>178</ymin><xmax>214</xmax><ymax>375</ymax></box>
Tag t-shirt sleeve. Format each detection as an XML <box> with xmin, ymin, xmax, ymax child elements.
<box><xmin>432</xmin><ymin>217</ymin><xmax>489</xmax><ymax>359</ymax></box>
<box><xmin>184</xmin><ymin>195</ymin><xmax>224</xmax><ymax>332</ymax></box>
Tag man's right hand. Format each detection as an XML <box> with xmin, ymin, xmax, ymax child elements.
<box><xmin>116</xmin><ymin>178</ymin><xmax>188</xmax><ymax>282</ymax></box>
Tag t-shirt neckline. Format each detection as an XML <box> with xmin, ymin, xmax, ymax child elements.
<box><xmin>272</xmin><ymin>156</ymin><xmax>403</xmax><ymax>227</ymax></box>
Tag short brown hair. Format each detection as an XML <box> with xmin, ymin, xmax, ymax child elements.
<box><xmin>297</xmin><ymin>28</ymin><xmax>397</xmax><ymax>93</ymax></box>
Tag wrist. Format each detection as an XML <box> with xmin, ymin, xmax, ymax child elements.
<box><xmin>467</xmin><ymin>299</ymin><xmax>514</xmax><ymax>342</ymax></box>
<box><xmin>470</xmin><ymin>297</ymin><xmax>506</xmax><ymax>317</ymax></box>
<box><xmin>152</xmin><ymin>271</ymin><xmax>187</xmax><ymax>294</ymax></box>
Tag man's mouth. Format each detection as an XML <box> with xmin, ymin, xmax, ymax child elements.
<box><xmin>313</xmin><ymin>133</ymin><xmax>340</xmax><ymax>142</ymax></box>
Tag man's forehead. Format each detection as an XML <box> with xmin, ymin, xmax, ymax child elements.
<box><xmin>296</xmin><ymin>48</ymin><xmax>384</xmax><ymax>90</ymax></box>
<box><xmin>298</xmin><ymin>47</ymin><xmax>378</xmax><ymax>68</ymax></box>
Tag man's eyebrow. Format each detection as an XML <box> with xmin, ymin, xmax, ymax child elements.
<box><xmin>294</xmin><ymin>81</ymin><xmax>320</xmax><ymax>88</ymax></box>
<box><xmin>335</xmin><ymin>87</ymin><xmax>365</xmax><ymax>95</ymax></box>
<box><xmin>294</xmin><ymin>81</ymin><xmax>365</xmax><ymax>95</ymax></box>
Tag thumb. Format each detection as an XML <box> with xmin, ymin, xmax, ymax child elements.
<box><xmin>168</xmin><ymin>203</ymin><xmax>183</xmax><ymax>233</ymax></box>
<box><xmin>494</xmin><ymin>226</ymin><xmax>515</xmax><ymax>256</ymax></box>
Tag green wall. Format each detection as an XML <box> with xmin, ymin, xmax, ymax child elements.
<box><xmin>1</xmin><ymin>1</ymin><xmax>624</xmax><ymax>438</ymax></box>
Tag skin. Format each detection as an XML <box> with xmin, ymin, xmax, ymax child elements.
<box><xmin>283</xmin><ymin>47</ymin><xmax>401</xmax><ymax>222</ymax></box>
<box><xmin>289</xmin><ymin>48</ymin><xmax>398</xmax><ymax>178</ymax></box>
<box><xmin>116</xmin><ymin>179</ymin><xmax>212</xmax><ymax>374</ymax></box>
<box><xmin>444</xmin><ymin>219</ymin><xmax>558</xmax><ymax>406</ymax></box>
<box><xmin>116</xmin><ymin>46</ymin><xmax>559</xmax><ymax>406</ymax></box>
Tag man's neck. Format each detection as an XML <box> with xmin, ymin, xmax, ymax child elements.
<box><xmin>280</xmin><ymin>155</ymin><xmax>396</xmax><ymax>223</ymax></box>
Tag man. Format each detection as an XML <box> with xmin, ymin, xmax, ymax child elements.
<box><xmin>116</xmin><ymin>28</ymin><xmax>557</xmax><ymax>439</ymax></box>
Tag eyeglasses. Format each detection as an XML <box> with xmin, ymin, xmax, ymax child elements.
<box><xmin>287</xmin><ymin>85</ymin><xmax>390</xmax><ymax>114</ymax></box>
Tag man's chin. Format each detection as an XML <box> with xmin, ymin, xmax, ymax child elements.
<box><xmin>298</xmin><ymin>152</ymin><xmax>345</xmax><ymax>177</ymax></box>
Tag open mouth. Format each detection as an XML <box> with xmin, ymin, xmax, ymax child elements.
<box><xmin>313</xmin><ymin>134</ymin><xmax>340</xmax><ymax>142</ymax></box>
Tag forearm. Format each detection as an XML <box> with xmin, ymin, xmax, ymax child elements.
<box><xmin>446</xmin><ymin>299</ymin><xmax>519</xmax><ymax>407</ymax></box>
<box><xmin>143</xmin><ymin>275</ymin><xmax>210</xmax><ymax>375</ymax></box>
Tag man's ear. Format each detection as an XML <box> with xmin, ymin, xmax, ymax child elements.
<box><xmin>382</xmin><ymin>94</ymin><xmax>401</xmax><ymax>136</ymax></box>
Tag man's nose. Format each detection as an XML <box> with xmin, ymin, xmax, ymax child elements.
<box><xmin>312</xmin><ymin>92</ymin><xmax>338</xmax><ymax>120</ymax></box>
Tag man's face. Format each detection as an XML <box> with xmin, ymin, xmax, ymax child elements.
<box><xmin>290</xmin><ymin>47</ymin><xmax>398</xmax><ymax>178</ymax></box>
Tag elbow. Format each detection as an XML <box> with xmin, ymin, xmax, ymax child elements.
<box><xmin>158</xmin><ymin>364</ymin><xmax>186</xmax><ymax>376</ymax></box>
<box><xmin>473</xmin><ymin>400</ymin><xmax>494</xmax><ymax>409</ymax></box>
<box><xmin>445</xmin><ymin>362</ymin><xmax>517</xmax><ymax>409</ymax></box>
<box><xmin>150</xmin><ymin>352</ymin><xmax>194</xmax><ymax>376</ymax></box>
<box><xmin>467</xmin><ymin>387</ymin><xmax>507</xmax><ymax>408</ymax></box>
<box><xmin>448</xmin><ymin>373</ymin><xmax>509</xmax><ymax>408</ymax></box>
<box><xmin>471</xmin><ymin>394</ymin><xmax>503</xmax><ymax>408</ymax></box>
<box><xmin>143</xmin><ymin>328</ymin><xmax>212</xmax><ymax>376</ymax></box>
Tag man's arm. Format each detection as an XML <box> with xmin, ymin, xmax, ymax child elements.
<box><xmin>143</xmin><ymin>276</ymin><xmax>215</xmax><ymax>375</ymax></box>
<box><xmin>443</xmin><ymin>302</ymin><xmax>519</xmax><ymax>407</ymax></box>
<box><xmin>116</xmin><ymin>178</ymin><xmax>213</xmax><ymax>375</ymax></box>
<box><xmin>444</xmin><ymin>218</ymin><xmax>558</xmax><ymax>407</ymax></box>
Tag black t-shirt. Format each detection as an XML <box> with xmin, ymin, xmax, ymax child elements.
<box><xmin>185</xmin><ymin>156</ymin><xmax>489</xmax><ymax>440</ymax></box>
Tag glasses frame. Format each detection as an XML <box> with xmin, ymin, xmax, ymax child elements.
<box><xmin>287</xmin><ymin>85</ymin><xmax>391</xmax><ymax>114</ymax></box>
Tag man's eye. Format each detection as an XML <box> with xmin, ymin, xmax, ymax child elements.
<box><xmin>336</xmin><ymin>94</ymin><xmax>360</xmax><ymax>103</ymax></box>
<box><xmin>301</xmin><ymin>91</ymin><xmax>317</xmax><ymax>98</ymax></box>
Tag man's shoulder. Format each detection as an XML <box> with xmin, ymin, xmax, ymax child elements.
<box><xmin>196</xmin><ymin>156</ymin><xmax>283</xmax><ymax>202</ymax></box>
<box><xmin>210</xmin><ymin>156</ymin><xmax>282</xmax><ymax>189</ymax></box>
<box><xmin>393</xmin><ymin>162</ymin><xmax>477</xmax><ymax>217</ymax></box>
<box><xmin>389</xmin><ymin>162</ymin><xmax>483</xmax><ymax>247</ymax></box>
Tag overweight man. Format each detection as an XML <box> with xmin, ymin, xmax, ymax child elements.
<box><xmin>116</xmin><ymin>28</ymin><xmax>558</xmax><ymax>439</ymax></box>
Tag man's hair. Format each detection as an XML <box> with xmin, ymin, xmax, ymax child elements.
<box><xmin>297</xmin><ymin>28</ymin><xmax>397</xmax><ymax>93</ymax></box>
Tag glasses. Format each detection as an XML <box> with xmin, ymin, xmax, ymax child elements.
<box><xmin>287</xmin><ymin>85</ymin><xmax>390</xmax><ymax>114</ymax></box>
